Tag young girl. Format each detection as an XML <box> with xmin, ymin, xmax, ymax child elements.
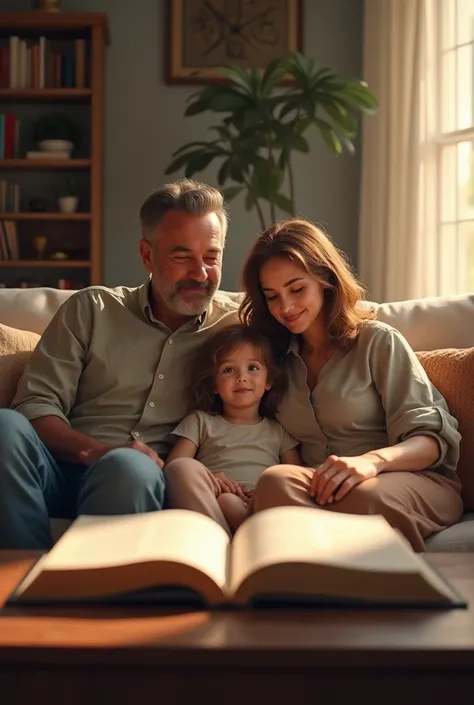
<box><xmin>165</xmin><ymin>324</ymin><xmax>301</xmax><ymax>535</ymax></box>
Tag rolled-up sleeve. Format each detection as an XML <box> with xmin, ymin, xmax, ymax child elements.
<box><xmin>370</xmin><ymin>325</ymin><xmax>461</xmax><ymax>472</ymax></box>
<box><xmin>11</xmin><ymin>292</ymin><xmax>92</xmax><ymax>424</ymax></box>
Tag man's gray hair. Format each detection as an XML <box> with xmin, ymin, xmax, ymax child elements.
<box><xmin>140</xmin><ymin>179</ymin><xmax>229</xmax><ymax>241</ymax></box>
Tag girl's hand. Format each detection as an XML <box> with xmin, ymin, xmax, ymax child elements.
<box><xmin>212</xmin><ymin>472</ymin><xmax>247</xmax><ymax>500</ymax></box>
<box><xmin>241</xmin><ymin>487</ymin><xmax>253</xmax><ymax>505</ymax></box>
<box><xmin>311</xmin><ymin>454</ymin><xmax>380</xmax><ymax>505</ymax></box>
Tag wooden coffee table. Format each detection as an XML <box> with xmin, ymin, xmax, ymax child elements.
<box><xmin>1</xmin><ymin>551</ymin><xmax>473</xmax><ymax>705</ymax></box>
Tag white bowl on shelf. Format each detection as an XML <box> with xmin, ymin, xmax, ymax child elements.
<box><xmin>38</xmin><ymin>139</ymin><xmax>74</xmax><ymax>155</ymax></box>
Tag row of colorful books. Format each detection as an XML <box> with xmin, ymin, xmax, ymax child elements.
<box><xmin>0</xmin><ymin>36</ymin><xmax>87</xmax><ymax>90</ymax></box>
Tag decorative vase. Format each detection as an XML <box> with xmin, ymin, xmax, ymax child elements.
<box><xmin>58</xmin><ymin>196</ymin><xmax>78</xmax><ymax>213</ymax></box>
<box><xmin>32</xmin><ymin>235</ymin><xmax>47</xmax><ymax>260</ymax></box>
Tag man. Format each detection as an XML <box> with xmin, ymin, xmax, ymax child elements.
<box><xmin>0</xmin><ymin>179</ymin><xmax>238</xmax><ymax>549</ymax></box>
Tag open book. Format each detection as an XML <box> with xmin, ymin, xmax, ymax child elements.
<box><xmin>10</xmin><ymin>507</ymin><xmax>466</xmax><ymax>608</ymax></box>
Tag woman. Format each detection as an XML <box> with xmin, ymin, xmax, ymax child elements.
<box><xmin>240</xmin><ymin>218</ymin><xmax>463</xmax><ymax>551</ymax></box>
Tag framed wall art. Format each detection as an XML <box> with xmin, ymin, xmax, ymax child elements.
<box><xmin>166</xmin><ymin>0</ymin><xmax>302</xmax><ymax>84</ymax></box>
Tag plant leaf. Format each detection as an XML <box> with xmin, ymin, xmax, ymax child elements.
<box><xmin>273</xmin><ymin>122</ymin><xmax>309</xmax><ymax>152</ymax></box>
<box><xmin>245</xmin><ymin>191</ymin><xmax>255</xmax><ymax>211</ymax></box>
<box><xmin>171</xmin><ymin>141</ymin><xmax>215</xmax><ymax>156</ymax></box>
<box><xmin>243</xmin><ymin>107</ymin><xmax>263</xmax><ymax>128</ymax></box>
<box><xmin>165</xmin><ymin>149</ymin><xmax>209</xmax><ymax>174</ymax></box>
<box><xmin>338</xmin><ymin>81</ymin><xmax>378</xmax><ymax>113</ymax></box>
<box><xmin>218</xmin><ymin>65</ymin><xmax>254</xmax><ymax>94</ymax></box>
<box><xmin>183</xmin><ymin>152</ymin><xmax>218</xmax><ymax>177</ymax></box>
<box><xmin>293</xmin><ymin>116</ymin><xmax>313</xmax><ymax>135</ymax></box>
<box><xmin>248</xmin><ymin>67</ymin><xmax>262</xmax><ymax>98</ymax></box>
<box><xmin>185</xmin><ymin>99</ymin><xmax>211</xmax><ymax>117</ymax></box>
<box><xmin>210</xmin><ymin>91</ymin><xmax>251</xmax><ymax>112</ymax></box>
<box><xmin>221</xmin><ymin>186</ymin><xmax>245</xmax><ymax>201</ymax></box>
<box><xmin>252</xmin><ymin>162</ymin><xmax>285</xmax><ymax>200</ymax></box>
<box><xmin>314</xmin><ymin>118</ymin><xmax>343</xmax><ymax>155</ymax></box>
<box><xmin>261</xmin><ymin>57</ymin><xmax>288</xmax><ymax>96</ymax></box>
<box><xmin>274</xmin><ymin>192</ymin><xmax>294</xmax><ymax>214</ymax></box>
<box><xmin>217</xmin><ymin>158</ymin><xmax>232</xmax><ymax>185</ymax></box>
<box><xmin>319</xmin><ymin>98</ymin><xmax>357</xmax><ymax>137</ymax></box>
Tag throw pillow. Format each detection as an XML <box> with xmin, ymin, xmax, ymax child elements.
<box><xmin>416</xmin><ymin>347</ymin><xmax>474</xmax><ymax>512</ymax></box>
<box><xmin>0</xmin><ymin>323</ymin><xmax>40</xmax><ymax>409</ymax></box>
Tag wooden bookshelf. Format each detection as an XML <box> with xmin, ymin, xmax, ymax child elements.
<box><xmin>0</xmin><ymin>260</ymin><xmax>90</xmax><ymax>268</ymax></box>
<box><xmin>0</xmin><ymin>12</ymin><xmax>109</xmax><ymax>38</ymax></box>
<box><xmin>0</xmin><ymin>212</ymin><xmax>91</xmax><ymax>220</ymax></box>
<box><xmin>0</xmin><ymin>159</ymin><xmax>91</xmax><ymax>169</ymax></box>
<box><xmin>0</xmin><ymin>11</ymin><xmax>108</xmax><ymax>289</ymax></box>
<box><xmin>0</xmin><ymin>88</ymin><xmax>92</xmax><ymax>101</ymax></box>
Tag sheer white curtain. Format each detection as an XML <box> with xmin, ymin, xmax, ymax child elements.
<box><xmin>359</xmin><ymin>0</ymin><xmax>437</xmax><ymax>302</ymax></box>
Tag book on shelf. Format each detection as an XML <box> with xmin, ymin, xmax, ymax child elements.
<box><xmin>0</xmin><ymin>219</ymin><xmax>19</xmax><ymax>260</ymax></box>
<box><xmin>0</xmin><ymin>112</ymin><xmax>20</xmax><ymax>159</ymax></box>
<box><xmin>8</xmin><ymin>507</ymin><xmax>467</xmax><ymax>609</ymax></box>
<box><xmin>26</xmin><ymin>151</ymin><xmax>70</xmax><ymax>159</ymax></box>
<box><xmin>0</xmin><ymin>181</ymin><xmax>20</xmax><ymax>212</ymax></box>
<box><xmin>0</xmin><ymin>36</ymin><xmax>87</xmax><ymax>90</ymax></box>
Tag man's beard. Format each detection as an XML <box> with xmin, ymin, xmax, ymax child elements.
<box><xmin>155</xmin><ymin>273</ymin><xmax>220</xmax><ymax>316</ymax></box>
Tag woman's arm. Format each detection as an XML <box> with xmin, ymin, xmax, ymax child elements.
<box><xmin>165</xmin><ymin>437</ymin><xmax>197</xmax><ymax>465</ymax></box>
<box><xmin>363</xmin><ymin>434</ymin><xmax>440</xmax><ymax>473</ymax></box>
<box><xmin>370</xmin><ymin>324</ymin><xmax>460</xmax><ymax>472</ymax></box>
<box><xmin>312</xmin><ymin>435</ymin><xmax>441</xmax><ymax>506</ymax></box>
<box><xmin>280</xmin><ymin>446</ymin><xmax>303</xmax><ymax>465</ymax></box>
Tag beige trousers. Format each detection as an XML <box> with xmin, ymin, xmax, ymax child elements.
<box><xmin>252</xmin><ymin>465</ymin><xmax>463</xmax><ymax>551</ymax></box>
<box><xmin>166</xmin><ymin>458</ymin><xmax>249</xmax><ymax>537</ymax></box>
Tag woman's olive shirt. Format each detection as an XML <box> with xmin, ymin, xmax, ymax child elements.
<box><xmin>276</xmin><ymin>320</ymin><xmax>460</xmax><ymax>477</ymax></box>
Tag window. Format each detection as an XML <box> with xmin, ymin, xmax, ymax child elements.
<box><xmin>438</xmin><ymin>0</ymin><xmax>474</xmax><ymax>293</ymax></box>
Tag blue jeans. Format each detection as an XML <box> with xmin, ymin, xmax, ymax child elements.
<box><xmin>0</xmin><ymin>409</ymin><xmax>166</xmax><ymax>549</ymax></box>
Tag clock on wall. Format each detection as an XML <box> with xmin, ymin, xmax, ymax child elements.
<box><xmin>166</xmin><ymin>0</ymin><xmax>302</xmax><ymax>84</ymax></box>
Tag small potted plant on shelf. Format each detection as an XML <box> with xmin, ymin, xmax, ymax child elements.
<box><xmin>54</xmin><ymin>179</ymin><xmax>79</xmax><ymax>213</ymax></box>
<box><xmin>33</xmin><ymin>113</ymin><xmax>79</xmax><ymax>158</ymax></box>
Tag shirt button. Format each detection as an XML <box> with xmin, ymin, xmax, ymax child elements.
<box><xmin>133</xmin><ymin>431</ymin><xmax>140</xmax><ymax>438</ymax></box>
<box><xmin>149</xmin><ymin>401</ymin><xmax>155</xmax><ymax>408</ymax></box>
<box><xmin>168</xmin><ymin>339</ymin><xmax>173</xmax><ymax>345</ymax></box>
<box><xmin>158</xmin><ymin>374</ymin><xmax>164</xmax><ymax>380</ymax></box>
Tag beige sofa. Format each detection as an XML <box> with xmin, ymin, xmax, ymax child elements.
<box><xmin>0</xmin><ymin>286</ymin><xmax>473</xmax><ymax>551</ymax></box>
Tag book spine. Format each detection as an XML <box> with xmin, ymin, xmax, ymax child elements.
<box><xmin>0</xmin><ymin>114</ymin><xmax>5</xmax><ymax>160</ymax></box>
<box><xmin>5</xmin><ymin>113</ymin><xmax>15</xmax><ymax>159</ymax></box>
<box><xmin>75</xmin><ymin>39</ymin><xmax>86</xmax><ymax>88</ymax></box>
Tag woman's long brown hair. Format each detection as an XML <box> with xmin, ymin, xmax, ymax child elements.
<box><xmin>240</xmin><ymin>218</ymin><xmax>375</xmax><ymax>355</ymax></box>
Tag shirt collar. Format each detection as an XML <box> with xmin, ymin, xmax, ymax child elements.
<box><xmin>287</xmin><ymin>336</ymin><xmax>300</xmax><ymax>355</ymax></box>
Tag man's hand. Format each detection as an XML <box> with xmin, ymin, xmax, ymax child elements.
<box><xmin>211</xmin><ymin>472</ymin><xmax>247</xmax><ymax>500</ymax></box>
<box><xmin>80</xmin><ymin>440</ymin><xmax>164</xmax><ymax>468</ymax></box>
<box><xmin>311</xmin><ymin>454</ymin><xmax>380</xmax><ymax>505</ymax></box>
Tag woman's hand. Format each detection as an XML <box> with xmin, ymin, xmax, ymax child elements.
<box><xmin>311</xmin><ymin>454</ymin><xmax>381</xmax><ymax>505</ymax></box>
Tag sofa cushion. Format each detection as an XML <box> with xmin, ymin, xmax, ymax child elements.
<box><xmin>0</xmin><ymin>323</ymin><xmax>40</xmax><ymax>408</ymax></box>
<box><xmin>377</xmin><ymin>294</ymin><xmax>474</xmax><ymax>351</ymax></box>
<box><xmin>416</xmin><ymin>347</ymin><xmax>474</xmax><ymax>511</ymax></box>
<box><xmin>425</xmin><ymin>513</ymin><xmax>474</xmax><ymax>551</ymax></box>
<box><xmin>0</xmin><ymin>287</ymin><xmax>75</xmax><ymax>334</ymax></box>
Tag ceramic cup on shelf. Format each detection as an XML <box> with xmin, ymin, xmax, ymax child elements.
<box><xmin>58</xmin><ymin>196</ymin><xmax>79</xmax><ymax>213</ymax></box>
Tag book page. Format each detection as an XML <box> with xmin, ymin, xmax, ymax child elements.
<box><xmin>229</xmin><ymin>506</ymin><xmax>443</xmax><ymax>597</ymax></box>
<box><xmin>18</xmin><ymin>510</ymin><xmax>230</xmax><ymax>596</ymax></box>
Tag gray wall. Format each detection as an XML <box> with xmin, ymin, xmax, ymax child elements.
<box><xmin>2</xmin><ymin>0</ymin><xmax>364</xmax><ymax>289</ymax></box>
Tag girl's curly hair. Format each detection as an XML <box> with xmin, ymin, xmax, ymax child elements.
<box><xmin>188</xmin><ymin>323</ymin><xmax>287</xmax><ymax>418</ymax></box>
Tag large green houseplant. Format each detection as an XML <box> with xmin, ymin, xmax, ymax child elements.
<box><xmin>165</xmin><ymin>53</ymin><xmax>377</xmax><ymax>229</ymax></box>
